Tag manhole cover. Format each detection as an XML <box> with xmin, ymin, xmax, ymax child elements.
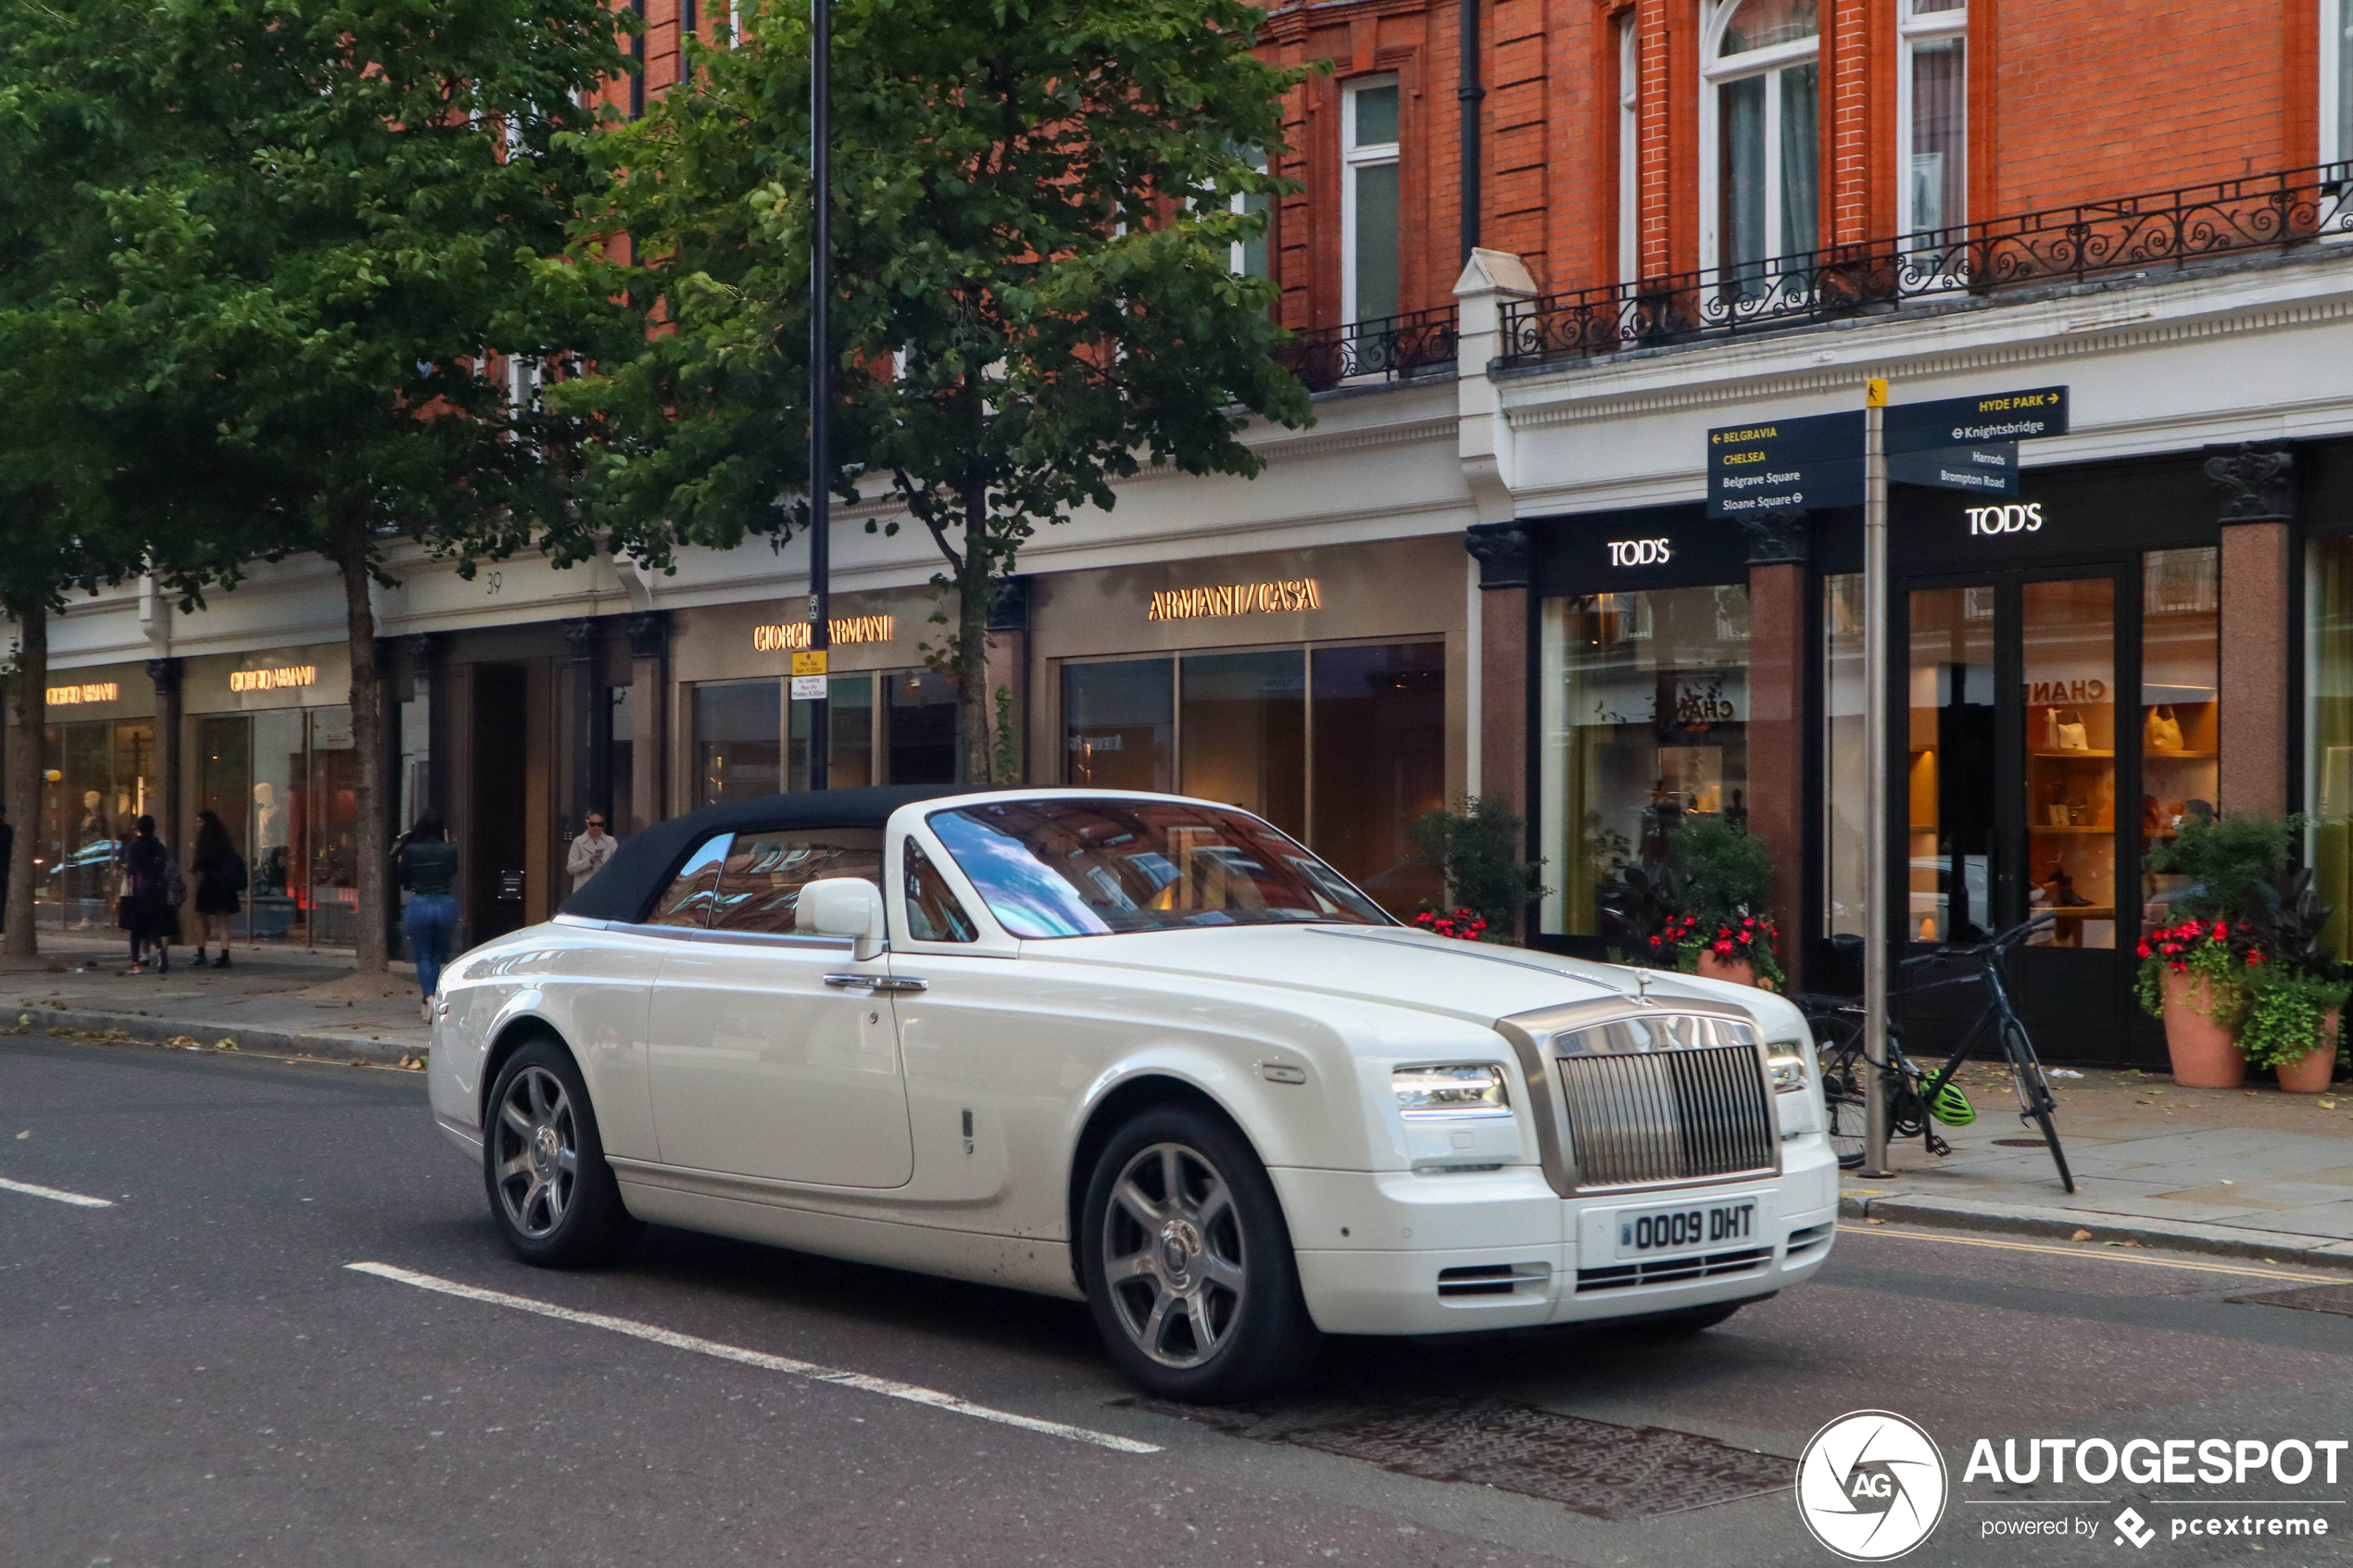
<box><xmin>2227</xmin><ymin>1284</ymin><xmax>2353</xmax><ymax>1317</ymax></box>
<box><xmin>1131</xmin><ymin>1394</ymin><xmax>1791</xmax><ymax>1520</ymax></box>
<box><xmin>1991</xmin><ymin>1137</ymin><xmax>2051</xmax><ymax>1148</ymax></box>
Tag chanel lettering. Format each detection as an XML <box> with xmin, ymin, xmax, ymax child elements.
<box><xmin>1967</xmin><ymin>503</ymin><xmax>2045</xmax><ymax>535</ymax></box>
<box><xmin>1607</xmin><ymin>538</ymin><xmax>1673</xmax><ymax>567</ymax></box>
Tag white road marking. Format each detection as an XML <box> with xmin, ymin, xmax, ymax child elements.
<box><xmin>345</xmin><ymin>1261</ymin><xmax>1161</xmax><ymax>1455</ymax></box>
<box><xmin>0</xmin><ymin>1175</ymin><xmax>114</xmax><ymax>1208</ymax></box>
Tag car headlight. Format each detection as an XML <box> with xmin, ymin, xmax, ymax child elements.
<box><xmin>1393</xmin><ymin>1063</ymin><xmax>1511</xmax><ymax>1119</ymax></box>
<box><xmin>1767</xmin><ymin>1047</ymin><xmax>1808</xmax><ymax>1094</ymax></box>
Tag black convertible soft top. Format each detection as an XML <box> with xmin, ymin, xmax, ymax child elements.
<box><xmin>558</xmin><ymin>784</ymin><xmax>989</xmax><ymax>924</ymax></box>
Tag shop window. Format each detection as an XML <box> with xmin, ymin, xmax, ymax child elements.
<box><xmin>886</xmin><ymin>671</ymin><xmax>960</xmax><ymax>784</ymax></box>
<box><xmin>2309</xmin><ymin>539</ymin><xmax>2353</xmax><ymax>953</ymax></box>
<box><xmin>1704</xmin><ymin>0</ymin><xmax>1818</xmax><ymax>292</ymax></box>
<box><xmin>1539</xmin><ymin>588</ymin><xmax>1751</xmax><ymax>939</ymax></box>
<box><xmin>2329</xmin><ymin>0</ymin><xmax>2352</xmax><ymax>167</ymax></box>
<box><xmin>1060</xmin><ymin>642</ymin><xmax>1446</xmax><ymax>918</ymax></box>
<box><xmin>789</xmin><ymin>674</ymin><xmax>875</xmax><ymax>791</ymax></box>
<box><xmin>1180</xmin><ymin>650</ymin><xmax>1306</xmax><ymax>837</ymax></box>
<box><xmin>39</xmin><ymin>718</ymin><xmax>155</xmax><ymax>932</ymax></box>
<box><xmin>1341</xmin><ymin>76</ymin><xmax>1400</xmax><ymax>327</ymax></box>
<box><xmin>2141</xmin><ymin>548</ymin><xmax>2219</xmax><ymax>934</ymax></box>
<box><xmin>1821</xmin><ymin>574</ymin><xmax>1866</xmax><ymax>936</ymax></box>
<box><xmin>1312</xmin><ymin>642</ymin><xmax>1446</xmax><ymax>913</ymax></box>
<box><xmin>1063</xmin><ymin>658</ymin><xmax>1176</xmax><ymax>792</ymax></box>
<box><xmin>190</xmin><ymin>707</ymin><xmax>354</xmax><ymax>946</ymax></box>
<box><xmin>692</xmin><ymin>681</ymin><xmax>781</xmax><ymax>807</ymax></box>
<box><xmin>1898</xmin><ymin>0</ymin><xmax>1966</xmax><ymax>245</ymax></box>
<box><xmin>709</xmin><ymin>829</ymin><xmax>884</xmax><ymax>935</ymax></box>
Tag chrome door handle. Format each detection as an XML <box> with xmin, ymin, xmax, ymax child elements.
<box><xmin>824</xmin><ymin>973</ymin><xmax>928</xmax><ymax>993</ymax></box>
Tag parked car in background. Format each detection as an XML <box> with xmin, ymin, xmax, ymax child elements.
<box><xmin>428</xmin><ymin>786</ymin><xmax>1838</xmax><ymax>1399</ymax></box>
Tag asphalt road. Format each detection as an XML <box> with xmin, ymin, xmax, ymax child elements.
<box><xmin>5</xmin><ymin>1031</ymin><xmax>2351</xmax><ymax>1568</ymax></box>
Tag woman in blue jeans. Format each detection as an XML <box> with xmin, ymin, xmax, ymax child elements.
<box><xmin>396</xmin><ymin>811</ymin><xmax>460</xmax><ymax>1023</ymax></box>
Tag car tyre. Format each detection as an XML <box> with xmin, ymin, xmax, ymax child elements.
<box><xmin>1079</xmin><ymin>1103</ymin><xmax>1320</xmax><ymax>1403</ymax></box>
<box><xmin>484</xmin><ymin>1038</ymin><xmax>637</xmax><ymax>1268</ymax></box>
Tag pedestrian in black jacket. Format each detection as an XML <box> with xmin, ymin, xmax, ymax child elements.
<box><xmin>120</xmin><ymin>816</ymin><xmax>180</xmax><ymax>974</ymax></box>
<box><xmin>189</xmin><ymin>809</ymin><xmax>245</xmax><ymax>968</ymax></box>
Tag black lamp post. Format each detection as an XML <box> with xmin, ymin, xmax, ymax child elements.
<box><xmin>806</xmin><ymin>0</ymin><xmax>832</xmax><ymax>789</ymax></box>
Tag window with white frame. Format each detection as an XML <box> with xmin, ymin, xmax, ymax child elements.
<box><xmin>1232</xmin><ymin>144</ymin><xmax>1271</xmax><ymax>282</ymax></box>
<box><xmin>1898</xmin><ymin>0</ymin><xmax>1966</xmax><ymax>241</ymax></box>
<box><xmin>1702</xmin><ymin>0</ymin><xmax>1819</xmax><ymax>284</ymax></box>
<box><xmin>1341</xmin><ymin>76</ymin><xmax>1401</xmax><ymax>325</ymax></box>
<box><xmin>2329</xmin><ymin>0</ymin><xmax>2353</xmax><ymax>168</ymax></box>
<box><xmin>1618</xmin><ymin>16</ymin><xmax>1640</xmax><ymax>283</ymax></box>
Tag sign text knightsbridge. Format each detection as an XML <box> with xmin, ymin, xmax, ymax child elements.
<box><xmin>1796</xmin><ymin>1410</ymin><xmax>2346</xmax><ymax>1562</ymax></box>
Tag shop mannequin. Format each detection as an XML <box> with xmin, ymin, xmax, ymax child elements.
<box><xmin>253</xmin><ymin>782</ymin><xmax>284</xmax><ymax>851</ymax></box>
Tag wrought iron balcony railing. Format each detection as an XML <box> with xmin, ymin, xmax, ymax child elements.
<box><xmin>1500</xmin><ymin>162</ymin><xmax>2353</xmax><ymax>370</ymax></box>
<box><xmin>1275</xmin><ymin>305</ymin><xmax>1459</xmax><ymax>392</ymax></box>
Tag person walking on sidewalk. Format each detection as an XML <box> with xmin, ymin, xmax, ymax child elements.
<box><xmin>188</xmin><ymin>809</ymin><xmax>245</xmax><ymax>968</ymax></box>
<box><xmin>120</xmin><ymin>816</ymin><xmax>182</xmax><ymax>974</ymax></box>
<box><xmin>565</xmin><ymin>810</ymin><xmax>618</xmax><ymax>894</ymax></box>
<box><xmin>396</xmin><ymin>811</ymin><xmax>459</xmax><ymax>1023</ymax></box>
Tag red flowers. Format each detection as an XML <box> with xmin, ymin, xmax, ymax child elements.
<box><xmin>1415</xmin><ymin>908</ymin><xmax>1491</xmax><ymax>943</ymax></box>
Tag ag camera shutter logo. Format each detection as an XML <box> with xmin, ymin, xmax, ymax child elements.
<box><xmin>1796</xmin><ymin>1411</ymin><xmax>1949</xmax><ymax>1561</ymax></box>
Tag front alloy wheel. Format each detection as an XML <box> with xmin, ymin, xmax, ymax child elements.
<box><xmin>1101</xmin><ymin>1142</ymin><xmax>1249</xmax><ymax>1368</ymax></box>
<box><xmin>1080</xmin><ymin>1105</ymin><xmax>1318</xmax><ymax>1402</ymax></box>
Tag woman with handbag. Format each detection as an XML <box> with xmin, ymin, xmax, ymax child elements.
<box><xmin>189</xmin><ymin>809</ymin><xmax>245</xmax><ymax>969</ymax></box>
<box><xmin>120</xmin><ymin>816</ymin><xmax>181</xmax><ymax>974</ymax></box>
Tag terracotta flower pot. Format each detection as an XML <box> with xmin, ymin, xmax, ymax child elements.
<box><xmin>2276</xmin><ymin>1008</ymin><xmax>2341</xmax><ymax>1095</ymax></box>
<box><xmin>2162</xmin><ymin>969</ymin><xmax>2245</xmax><ymax>1089</ymax></box>
<box><xmin>1696</xmin><ymin>950</ymin><xmax>1757</xmax><ymax>988</ymax></box>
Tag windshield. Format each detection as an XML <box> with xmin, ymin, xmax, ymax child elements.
<box><xmin>927</xmin><ymin>798</ymin><xmax>1391</xmax><ymax>938</ymax></box>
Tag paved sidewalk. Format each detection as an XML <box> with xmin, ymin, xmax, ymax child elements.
<box><xmin>0</xmin><ymin>933</ymin><xmax>431</xmax><ymax>1065</ymax></box>
<box><xmin>1840</xmin><ymin>1060</ymin><xmax>2353</xmax><ymax>1267</ymax></box>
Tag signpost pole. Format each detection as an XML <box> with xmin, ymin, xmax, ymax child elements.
<box><xmin>806</xmin><ymin>0</ymin><xmax>832</xmax><ymax>790</ymax></box>
<box><xmin>1862</xmin><ymin>379</ymin><xmax>1893</xmax><ymax>1177</ymax></box>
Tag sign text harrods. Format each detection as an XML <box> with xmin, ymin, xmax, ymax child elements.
<box><xmin>229</xmin><ymin>664</ymin><xmax>319</xmax><ymax>693</ymax></box>
<box><xmin>1147</xmin><ymin>578</ymin><xmax>1322</xmax><ymax>621</ymax></box>
<box><xmin>752</xmin><ymin>615</ymin><xmax>894</xmax><ymax>652</ymax></box>
<box><xmin>45</xmin><ymin>682</ymin><xmax>119</xmax><ymax>706</ymax></box>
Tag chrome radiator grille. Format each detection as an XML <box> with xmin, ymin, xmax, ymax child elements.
<box><xmin>1556</xmin><ymin>1043</ymin><xmax>1775</xmax><ymax>1190</ymax></box>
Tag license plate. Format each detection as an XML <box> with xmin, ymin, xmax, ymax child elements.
<box><xmin>1616</xmin><ymin>1199</ymin><xmax>1756</xmax><ymax>1259</ymax></box>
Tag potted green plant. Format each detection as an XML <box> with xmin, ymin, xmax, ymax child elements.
<box><xmin>2133</xmin><ymin>915</ymin><xmax>2258</xmax><ymax>1088</ymax></box>
<box><xmin>1405</xmin><ymin>797</ymin><xmax>1548</xmax><ymax>945</ymax></box>
<box><xmin>1649</xmin><ymin>817</ymin><xmax>1784</xmax><ymax>990</ymax></box>
<box><xmin>2236</xmin><ymin>868</ymin><xmax>2347</xmax><ymax>1093</ymax></box>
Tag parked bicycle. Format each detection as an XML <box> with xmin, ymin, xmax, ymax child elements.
<box><xmin>1795</xmin><ymin>914</ymin><xmax>2077</xmax><ymax>1194</ymax></box>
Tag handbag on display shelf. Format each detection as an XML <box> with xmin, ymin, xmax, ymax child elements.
<box><xmin>2145</xmin><ymin>705</ymin><xmax>2183</xmax><ymax>753</ymax></box>
<box><xmin>2055</xmin><ymin>710</ymin><xmax>2090</xmax><ymax>751</ymax></box>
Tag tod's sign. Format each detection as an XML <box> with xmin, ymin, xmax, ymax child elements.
<box><xmin>1967</xmin><ymin>502</ymin><xmax>2046</xmax><ymax>535</ymax></box>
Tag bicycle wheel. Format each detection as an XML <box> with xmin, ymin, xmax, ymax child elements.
<box><xmin>1824</xmin><ymin>1085</ymin><xmax>1868</xmax><ymax>1171</ymax></box>
<box><xmin>2002</xmin><ymin>1022</ymin><xmax>2077</xmax><ymax>1194</ymax></box>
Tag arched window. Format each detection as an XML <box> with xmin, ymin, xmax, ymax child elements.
<box><xmin>1702</xmin><ymin>0</ymin><xmax>1819</xmax><ymax>286</ymax></box>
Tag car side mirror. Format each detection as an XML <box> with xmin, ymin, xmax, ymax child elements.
<box><xmin>798</xmin><ymin>877</ymin><xmax>888</xmax><ymax>961</ymax></box>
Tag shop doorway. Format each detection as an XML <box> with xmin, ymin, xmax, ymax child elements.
<box><xmin>472</xmin><ymin>665</ymin><xmax>532</xmax><ymax>944</ymax></box>
<box><xmin>1894</xmin><ymin>563</ymin><xmax>2218</xmax><ymax>1063</ymax></box>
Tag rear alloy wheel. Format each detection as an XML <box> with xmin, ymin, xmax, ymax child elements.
<box><xmin>484</xmin><ymin>1038</ymin><xmax>636</xmax><ymax>1267</ymax></box>
<box><xmin>1080</xmin><ymin>1104</ymin><xmax>1318</xmax><ymax>1402</ymax></box>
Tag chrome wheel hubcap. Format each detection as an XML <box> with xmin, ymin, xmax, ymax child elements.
<box><xmin>493</xmin><ymin>1065</ymin><xmax>578</xmax><ymax>1240</ymax></box>
<box><xmin>1101</xmin><ymin>1142</ymin><xmax>1245</xmax><ymax>1369</ymax></box>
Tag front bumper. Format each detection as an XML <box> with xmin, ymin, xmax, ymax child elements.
<box><xmin>1274</xmin><ymin>1138</ymin><xmax>1840</xmax><ymax>1336</ymax></box>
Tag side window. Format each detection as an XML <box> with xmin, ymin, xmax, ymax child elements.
<box><xmin>903</xmin><ymin>840</ymin><xmax>978</xmax><ymax>943</ymax></box>
<box><xmin>646</xmin><ymin>834</ymin><xmax>733</xmax><ymax>927</ymax></box>
<box><xmin>710</xmin><ymin>829</ymin><xmax>885</xmax><ymax>935</ymax></box>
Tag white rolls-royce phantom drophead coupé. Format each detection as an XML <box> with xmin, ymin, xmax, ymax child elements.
<box><xmin>428</xmin><ymin>786</ymin><xmax>1838</xmax><ymax>1400</ymax></box>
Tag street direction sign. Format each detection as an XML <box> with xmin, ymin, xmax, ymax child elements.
<box><xmin>1886</xmin><ymin>441</ymin><xmax>2020</xmax><ymax>495</ymax></box>
<box><xmin>1884</xmin><ymin>386</ymin><xmax>2068</xmax><ymax>452</ymax></box>
<box><xmin>1706</xmin><ymin>410</ymin><xmax>1865</xmax><ymax>517</ymax></box>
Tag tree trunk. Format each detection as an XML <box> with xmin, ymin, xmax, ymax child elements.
<box><xmin>4</xmin><ymin>602</ymin><xmax>45</xmax><ymax>959</ymax></box>
<box><xmin>956</xmin><ymin>483</ymin><xmax>997</xmax><ymax>784</ymax></box>
<box><xmin>333</xmin><ymin>521</ymin><xmax>389</xmax><ymax>974</ymax></box>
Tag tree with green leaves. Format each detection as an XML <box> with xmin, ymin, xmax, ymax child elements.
<box><xmin>42</xmin><ymin>0</ymin><xmax>639</xmax><ymax>973</ymax></box>
<box><xmin>559</xmin><ymin>0</ymin><xmax>1311</xmax><ymax>782</ymax></box>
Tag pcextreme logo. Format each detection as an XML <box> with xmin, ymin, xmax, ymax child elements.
<box><xmin>1797</xmin><ymin>1411</ymin><xmax>1950</xmax><ymax>1561</ymax></box>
